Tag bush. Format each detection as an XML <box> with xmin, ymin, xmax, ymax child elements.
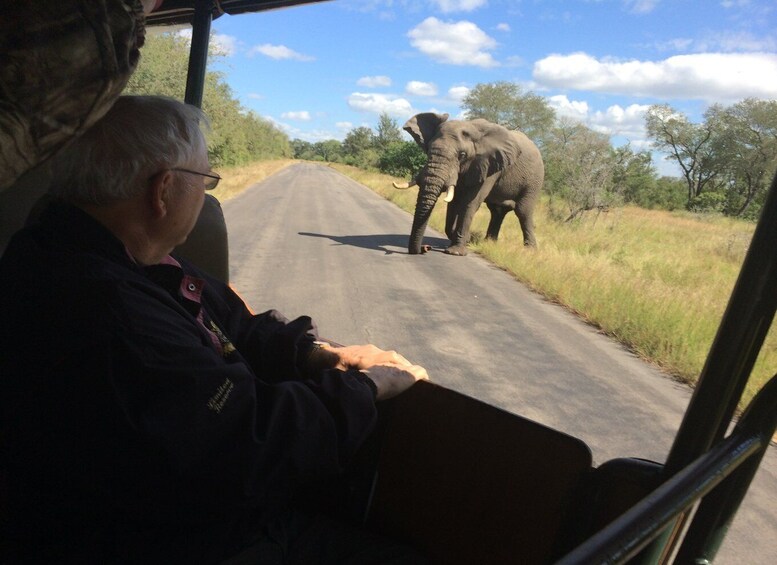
<box><xmin>689</xmin><ymin>192</ymin><xmax>726</xmax><ymax>213</ymax></box>
<box><xmin>378</xmin><ymin>141</ymin><xmax>427</xmax><ymax>178</ymax></box>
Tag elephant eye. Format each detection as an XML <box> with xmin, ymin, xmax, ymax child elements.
<box><xmin>458</xmin><ymin>150</ymin><xmax>467</xmax><ymax>161</ymax></box>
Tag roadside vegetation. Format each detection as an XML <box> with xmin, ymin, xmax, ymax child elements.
<box><xmin>127</xmin><ymin>31</ymin><xmax>776</xmax><ymax>411</ymax></box>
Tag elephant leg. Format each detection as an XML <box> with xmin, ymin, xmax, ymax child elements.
<box><xmin>446</xmin><ymin>183</ymin><xmax>493</xmax><ymax>256</ymax></box>
<box><xmin>485</xmin><ymin>203</ymin><xmax>510</xmax><ymax>241</ymax></box>
<box><xmin>515</xmin><ymin>201</ymin><xmax>537</xmax><ymax>247</ymax></box>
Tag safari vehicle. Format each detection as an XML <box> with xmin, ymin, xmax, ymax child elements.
<box><xmin>1</xmin><ymin>1</ymin><xmax>775</xmax><ymax>564</ymax></box>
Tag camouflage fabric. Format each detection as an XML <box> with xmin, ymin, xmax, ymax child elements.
<box><xmin>0</xmin><ymin>0</ymin><xmax>146</xmax><ymax>192</ymax></box>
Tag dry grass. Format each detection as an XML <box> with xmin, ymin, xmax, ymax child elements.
<box><xmin>221</xmin><ymin>160</ymin><xmax>772</xmax><ymax>410</ymax></box>
<box><xmin>210</xmin><ymin>159</ymin><xmax>296</xmax><ymax>202</ymax></box>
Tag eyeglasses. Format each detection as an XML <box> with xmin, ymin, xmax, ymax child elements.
<box><xmin>170</xmin><ymin>168</ymin><xmax>221</xmax><ymax>190</ymax></box>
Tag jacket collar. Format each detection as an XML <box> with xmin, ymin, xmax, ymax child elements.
<box><xmin>38</xmin><ymin>199</ymin><xmax>141</xmax><ymax>269</ymax></box>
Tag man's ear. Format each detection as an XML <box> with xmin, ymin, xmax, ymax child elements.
<box><xmin>147</xmin><ymin>170</ymin><xmax>174</xmax><ymax>219</ymax></box>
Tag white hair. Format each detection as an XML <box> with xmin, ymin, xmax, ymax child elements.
<box><xmin>50</xmin><ymin>95</ymin><xmax>208</xmax><ymax>205</ymax></box>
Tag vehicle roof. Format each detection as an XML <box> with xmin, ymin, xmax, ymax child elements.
<box><xmin>146</xmin><ymin>0</ymin><xmax>331</xmax><ymax>26</ymax></box>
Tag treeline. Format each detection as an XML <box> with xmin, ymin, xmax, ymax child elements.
<box><xmin>124</xmin><ymin>32</ymin><xmax>291</xmax><ymax>166</ymax></box>
<box><xmin>291</xmin><ymin>114</ymin><xmax>427</xmax><ymax>177</ymax></box>
<box><xmin>297</xmin><ymin>83</ymin><xmax>777</xmax><ymax>222</ymax></box>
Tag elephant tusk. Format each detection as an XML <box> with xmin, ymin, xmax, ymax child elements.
<box><xmin>443</xmin><ymin>185</ymin><xmax>455</xmax><ymax>203</ymax></box>
<box><xmin>392</xmin><ymin>181</ymin><xmax>412</xmax><ymax>189</ymax></box>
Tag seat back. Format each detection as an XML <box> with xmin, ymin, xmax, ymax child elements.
<box><xmin>366</xmin><ymin>381</ymin><xmax>593</xmax><ymax>564</ymax></box>
<box><xmin>173</xmin><ymin>193</ymin><xmax>230</xmax><ymax>283</ymax></box>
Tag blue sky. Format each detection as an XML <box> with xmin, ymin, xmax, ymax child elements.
<box><xmin>171</xmin><ymin>0</ymin><xmax>776</xmax><ymax>176</ymax></box>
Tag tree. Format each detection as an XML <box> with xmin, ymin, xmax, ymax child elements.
<box><xmin>313</xmin><ymin>140</ymin><xmax>343</xmax><ymax>162</ymax></box>
<box><xmin>705</xmin><ymin>99</ymin><xmax>777</xmax><ymax>218</ymax></box>
<box><xmin>651</xmin><ymin>176</ymin><xmax>692</xmax><ymax>211</ymax></box>
<box><xmin>544</xmin><ymin>118</ymin><xmax>618</xmax><ymax>221</ymax></box>
<box><xmin>461</xmin><ymin>81</ymin><xmax>556</xmax><ymax>143</ymax></box>
<box><xmin>375</xmin><ymin>113</ymin><xmax>403</xmax><ymax>153</ymax></box>
<box><xmin>612</xmin><ymin>144</ymin><xmax>659</xmax><ymax>207</ymax></box>
<box><xmin>377</xmin><ymin>141</ymin><xmax>426</xmax><ymax>177</ymax></box>
<box><xmin>125</xmin><ymin>32</ymin><xmax>191</xmax><ymax>98</ymax></box>
<box><xmin>243</xmin><ymin>111</ymin><xmax>292</xmax><ymax>159</ymax></box>
<box><xmin>125</xmin><ymin>32</ymin><xmax>290</xmax><ymax>166</ymax></box>
<box><xmin>342</xmin><ymin>126</ymin><xmax>375</xmax><ymax>156</ymax></box>
<box><xmin>342</xmin><ymin>126</ymin><xmax>378</xmax><ymax>168</ymax></box>
<box><xmin>645</xmin><ymin>104</ymin><xmax>722</xmax><ymax>207</ymax></box>
<box><xmin>291</xmin><ymin>139</ymin><xmax>315</xmax><ymax>160</ymax></box>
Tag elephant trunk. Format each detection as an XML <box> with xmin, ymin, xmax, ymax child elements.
<box><xmin>408</xmin><ymin>179</ymin><xmax>446</xmax><ymax>254</ymax></box>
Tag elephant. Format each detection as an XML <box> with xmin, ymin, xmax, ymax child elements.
<box><xmin>394</xmin><ymin>112</ymin><xmax>544</xmax><ymax>256</ymax></box>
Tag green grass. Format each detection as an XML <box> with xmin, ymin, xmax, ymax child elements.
<box><xmin>221</xmin><ymin>160</ymin><xmax>774</xmax><ymax>411</ymax></box>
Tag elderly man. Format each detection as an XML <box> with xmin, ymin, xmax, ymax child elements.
<box><xmin>0</xmin><ymin>95</ymin><xmax>427</xmax><ymax>563</ymax></box>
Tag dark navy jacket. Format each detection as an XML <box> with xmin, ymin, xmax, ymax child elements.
<box><xmin>0</xmin><ymin>202</ymin><xmax>378</xmax><ymax>563</ymax></box>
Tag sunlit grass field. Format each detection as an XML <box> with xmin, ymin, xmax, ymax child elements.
<box><xmin>219</xmin><ymin>160</ymin><xmax>774</xmax><ymax>411</ymax></box>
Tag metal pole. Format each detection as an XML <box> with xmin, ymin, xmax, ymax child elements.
<box><xmin>184</xmin><ymin>0</ymin><xmax>213</xmax><ymax>108</ymax></box>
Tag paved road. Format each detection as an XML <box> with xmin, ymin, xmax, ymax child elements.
<box><xmin>222</xmin><ymin>162</ymin><xmax>776</xmax><ymax>564</ymax></box>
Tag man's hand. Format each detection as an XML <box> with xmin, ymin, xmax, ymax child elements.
<box><xmin>329</xmin><ymin>343</ymin><xmax>412</xmax><ymax>371</ymax></box>
<box><xmin>361</xmin><ymin>363</ymin><xmax>429</xmax><ymax>401</ymax></box>
<box><xmin>310</xmin><ymin>343</ymin><xmax>429</xmax><ymax>400</ymax></box>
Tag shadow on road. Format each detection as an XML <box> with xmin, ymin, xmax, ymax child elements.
<box><xmin>298</xmin><ymin>232</ymin><xmax>450</xmax><ymax>254</ymax></box>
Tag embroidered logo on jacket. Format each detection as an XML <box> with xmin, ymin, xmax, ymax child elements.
<box><xmin>209</xmin><ymin>320</ymin><xmax>237</xmax><ymax>356</ymax></box>
<box><xmin>207</xmin><ymin>377</ymin><xmax>234</xmax><ymax>413</ymax></box>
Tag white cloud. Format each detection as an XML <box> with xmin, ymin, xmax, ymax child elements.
<box><xmin>281</xmin><ymin>111</ymin><xmax>312</xmax><ymax>121</ymax></box>
<box><xmin>496</xmin><ymin>23</ymin><xmax>511</xmax><ymax>32</ymax></box>
<box><xmin>336</xmin><ymin>121</ymin><xmax>354</xmax><ymax>130</ymax></box>
<box><xmin>248</xmin><ymin>44</ymin><xmax>314</xmax><ymax>61</ymax></box>
<box><xmin>211</xmin><ymin>33</ymin><xmax>237</xmax><ymax>56</ymax></box>
<box><xmin>357</xmin><ymin>75</ymin><xmax>392</xmax><ymax>88</ymax></box>
<box><xmin>547</xmin><ymin>95</ymin><xmax>589</xmax><ymax>121</ymax></box>
<box><xmin>247</xmin><ymin>93</ymin><xmax>263</xmax><ymax>100</ymax></box>
<box><xmin>347</xmin><ymin>92</ymin><xmax>414</xmax><ymax>117</ymax></box>
<box><xmin>533</xmin><ymin>51</ymin><xmax>777</xmax><ymax>101</ymax></box>
<box><xmin>406</xmin><ymin>81</ymin><xmax>438</xmax><ymax>96</ymax></box>
<box><xmin>408</xmin><ymin>17</ymin><xmax>499</xmax><ymax>68</ymax></box>
<box><xmin>431</xmin><ymin>0</ymin><xmax>488</xmax><ymax>13</ymax></box>
<box><xmin>176</xmin><ymin>29</ymin><xmax>241</xmax><ymax>57</ymax></box>
<box><xmin>269</xmin><ymin>117</ymin><xmax>336</xmax><ymax>143</ymax></box>
<box><xmin>447</xmin><ymin>85</ymin><xmax>470</xmax><ymax>102</ymax></box>
<box><xmin>590</xmin><ymin>104</ymin><xmax>651</xmax><ymax>139</ymax></box>
<box><xmin>548</xmin><ymin>95</ymin><xmax>651</xmax><ymax>142</ymax></box>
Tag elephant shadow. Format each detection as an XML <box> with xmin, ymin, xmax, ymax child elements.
<box><xmin>298</xmin><ymin>232</ymin><xmax>450</xmax><ymax>255</ymax></box>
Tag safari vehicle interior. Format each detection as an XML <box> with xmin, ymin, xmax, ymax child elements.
<box><xmin>1</xmin><ymin>1</ymin><xmax>776</xmax><ymax>564</ymax></box>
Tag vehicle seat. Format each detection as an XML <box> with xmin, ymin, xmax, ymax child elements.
<box><xmin>173</xmin><ymin>194</ymin><xmax>229</xmax><ymax>283</ymax></box>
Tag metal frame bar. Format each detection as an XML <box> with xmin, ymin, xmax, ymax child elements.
<box><xmin>556</xmin><ymin>373</ymin><xmax>777</xmax><ymax>564</ymax></box>
<box><xmin>184</xmin><ymin>0</ymin><xmax>214</xmax><ymax>108</ymax></box>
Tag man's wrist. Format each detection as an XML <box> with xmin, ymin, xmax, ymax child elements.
<box><xmin>304</xmin><ymin>340</ymin><xmax>339</xmax><ymax>374</ymax></box>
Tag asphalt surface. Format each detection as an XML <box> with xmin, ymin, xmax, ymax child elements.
<box><xmin>222</xmin><ymin>162</ymin><xmax>776</xmax><ymax>564</ymax></box>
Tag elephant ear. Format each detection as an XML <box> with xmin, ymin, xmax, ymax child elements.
<box><xmin>403</xmin><ymin>112</ymin><xmax>449</xmax><ymax>152</ymax></box>
<box><xmin>469</xmin><ymin>120</ymin><xmax>523</xmax><ymax>183</ymax></box>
